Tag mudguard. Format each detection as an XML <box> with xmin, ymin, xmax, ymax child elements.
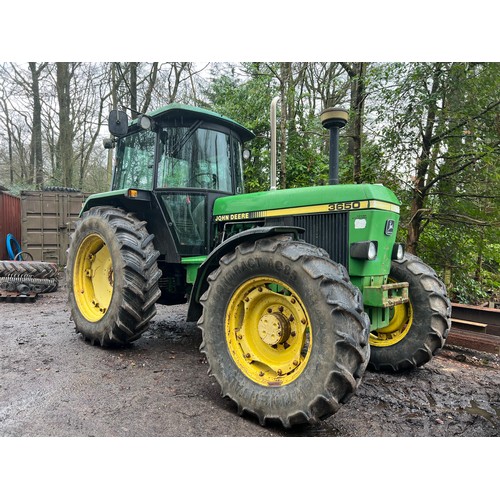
<box><xmin>186</xmin><ymin>226</ymin><xmax>305</xmax><ymax>322</ymax></box>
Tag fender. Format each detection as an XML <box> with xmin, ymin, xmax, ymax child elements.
<box><xmin>186</xmin><ymin>225</ymin><xmax>305</xmax><ymax>322</ymax></box>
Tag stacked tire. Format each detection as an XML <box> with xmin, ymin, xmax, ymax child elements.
<box><xmin>0</xmin><ymin>260</ymin><xmax>59</xmax><ymax>294</ymax></box>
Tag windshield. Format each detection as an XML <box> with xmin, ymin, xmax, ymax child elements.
<box><xmin>112</xmin><ymin>124</ymin><xmax>245</xmax><ymax>195</ymax></box>
<box><xmin>157</xmin><ymin>126</ymin><xmax>243</xmax><ymax>193</ymax></box>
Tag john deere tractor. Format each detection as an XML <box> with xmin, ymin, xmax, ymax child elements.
<box><xmin>66</xmin><ymin>102</ymin><xmax>451</xmax><ymax>427</ymax></box>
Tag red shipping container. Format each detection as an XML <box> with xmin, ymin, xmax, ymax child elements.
<box><xmin>0</xmin><ymin>190</ymin><xmax>22</xmax><ymax>260</ymax></box>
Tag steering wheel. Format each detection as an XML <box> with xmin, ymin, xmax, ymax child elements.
<box><xmin>189</xmin><ymin>172</ymin><xmax>217</xmax><ymax>188</ymax></box>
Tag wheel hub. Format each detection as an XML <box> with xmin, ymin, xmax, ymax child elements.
<box><xmin>258</xmin><ymin>312</ymin><xmax>291</xmax><ymax>346</ymax></box>
<box><xmin>371</xmin><ymin>300</ymin><xmax>413</xmax><ymax>346</ymax></box>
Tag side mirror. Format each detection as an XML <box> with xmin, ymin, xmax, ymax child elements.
<box><xmin>108</xmin><ymin>110</ymin><xmax>129</xmax><ymax>137</ymax></box>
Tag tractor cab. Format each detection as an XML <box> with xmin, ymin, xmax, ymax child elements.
<box><xmin>107</xmin><ymin>104</ymin><xmax>254</xmax><ymax>257</ymax></box>
<box><xmin>110</xmin><ymin>105</ymin><xmax>253</xmax><ymax>194</ymax></box>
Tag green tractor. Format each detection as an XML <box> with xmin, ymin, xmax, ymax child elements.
<box><xmin>66</xmin><ymin>102</ymin><xmax>451</xmax><ymax>427</ymax></box>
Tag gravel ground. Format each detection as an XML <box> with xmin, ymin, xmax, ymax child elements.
<box><xmin>1</xmin><ymin>275</ymin><xmax>498</xmax><ymax>438</ymax></box>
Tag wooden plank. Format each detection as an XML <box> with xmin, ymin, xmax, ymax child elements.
<box><xmin>451</xmin><ymin>303</ymin><xmax>500</xmax><ymax>337</ymax></box>
<box><xmin>451</xmin><ymin>318</ymin><xmax>487</xmax><ymax>333</ymax></box>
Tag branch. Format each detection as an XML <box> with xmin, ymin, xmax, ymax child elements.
<box><xmin>430</xmin><ymin>99</ymin><xmax>500</xmax><ymax>146</ymax></box>
<box><xmin>433</xmin><ymin>192</ymin><xmax>500</xmax><ymax>200</ymax></box>
<box><xmin>339</xmin><ymin>62</ymin><xmax>354</xmax><ymax>77</ymax></box>
<box><xmin>429</xmin><ymin>212</ymin><xmax>500</xmax><ymax>227</ymax></box>
<box><xmin>422</xmin><ymin>142</ymin><xmax>500</xmax><ymax>194</ymax></box>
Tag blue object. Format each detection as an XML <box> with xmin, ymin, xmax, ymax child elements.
<box><xmin>6</xmin><ymin>233</ymin><xmax>22</xmax><ymax>260</ymax></box>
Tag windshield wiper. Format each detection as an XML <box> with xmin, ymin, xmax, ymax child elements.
<box><xmin>170</xmin><ymin>120</ymin><xmax>202</xmax><ymax>157</ymax></box>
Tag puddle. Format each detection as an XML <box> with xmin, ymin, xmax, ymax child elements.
<box><xmin>464</xmin><ymin>400</ymin><xmax>497</xmax><ymax>424</ymax></box>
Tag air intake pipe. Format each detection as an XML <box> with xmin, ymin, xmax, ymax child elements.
<box><xmin>320</xmin><ymin>107</ymin><xmax>349</xmax><ymax>185</ymax></box>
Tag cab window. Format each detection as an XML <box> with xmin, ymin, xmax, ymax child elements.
<box><xmin>113</xmin><ymin>130</ymin><xmax>155</xmax><ymax>190</ymax></box>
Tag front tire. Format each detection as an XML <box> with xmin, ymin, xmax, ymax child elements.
<box><xmin>369</xmin><ymin>253</ymin><xmax>451</xmax><ymax>372</ymax></box>
<box><xmin>66</xmin><ymin>206</ymin><xmax>162</xmax><ymax>347</ymax></box>
<box><xmin>198</xmin><ymin>235</ymin><xmax>370</xmax><ymax>428</ymax></box>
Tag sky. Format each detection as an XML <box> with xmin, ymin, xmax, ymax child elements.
<box><xmin>2</xmin><ymin>2</ymin><xmax>497</xmax><ymax>62</ymax></box>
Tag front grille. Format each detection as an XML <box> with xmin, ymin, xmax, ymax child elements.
<box><xmin>293</xmin><ymin>212</ymin><xmax>349</xmax><ymax>268</ymax></box>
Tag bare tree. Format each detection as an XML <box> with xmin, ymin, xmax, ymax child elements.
<box><xmin>28</xmin><ymin>62</ymin><xmax>48</xmax><ymax>187</ymax></box>
<box><xmin>56</xmin><ymin>62</ymin><xmax>75</xmax><ymax>186</ymax></box>
<box><xmin>0</xmin><ymin>75</ymin><xmax>15</xmax><ymax>184</ymax></box>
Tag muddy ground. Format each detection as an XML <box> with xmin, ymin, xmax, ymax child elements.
<box><xmin>1</xmin><ymin>275</ymin><xmax>499</xmax><ymax>439</ymax></box>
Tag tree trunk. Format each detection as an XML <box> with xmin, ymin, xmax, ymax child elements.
<box><xmin>29</xmin><ymin>62</ymin><xmax>44</xmax><ymax>188</ymax></box>
<box><xmin>406</xmin><ymin>64</ymin><xmax>442</xmax><ymax>255</ymax></box>
<box><xmin>130</xmin><ymin>62</ymin><xmax>138</xmax><ymax>118</ymax></box>
<box><xmin>350</xmin><ymin>63</ymin><xmax>366</xmax><ymax>183</ymax></box>
<box><xmin>56</xmin><ymin>62</ymin><xmax>73</xmax><ymax>187</ymax></box>
<box><xmin>0</xmin><ymin>98</ymin><xmax>14</xmax><ymax>183</ymax></box>
<box><xmin>141</xmin><ymin>62</ymin><xmax>158</xmax><ymax>114</ymax></box>
<box><xmin>341</xmin><ymin>62</ymin><xmax>367</xmax><ymax>184</ymax></box>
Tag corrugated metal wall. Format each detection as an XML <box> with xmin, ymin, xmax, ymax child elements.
<box><xmin>20</xmin><ymin>190</ymin><xmax>89</xmax><ymax>265</ymax></box>
<box><xmin>0</xmin><ymin>191</ymin><xmax>22</xmax><ymax>260</ymax></box>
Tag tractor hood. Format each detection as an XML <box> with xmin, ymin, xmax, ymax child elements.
<box><xmin>213</xmin><ymin>184</ymin><xmax>401</xmax><ymax>221</ymax></box>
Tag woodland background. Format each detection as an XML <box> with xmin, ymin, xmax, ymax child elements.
<box><xmin>0</xmin><ymin>61</ymin><xmax>498</xmax><ymax>304</ymax></box>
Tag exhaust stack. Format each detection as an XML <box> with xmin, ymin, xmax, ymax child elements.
<box><xmin>270</xmin><ymin>96</ymin><xmax>280</xmax><ymax>190</ymax></box>
<box><xmin>320</xmin><ymin>107</ymin><xmax>348</xmax><ymax>185</ymax></box>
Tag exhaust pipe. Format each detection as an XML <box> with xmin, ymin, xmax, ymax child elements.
<box><xmin>270</xmin><ymin>96</ymin><xmax>280</xmax><ymax>190</ymax></box>
<box><xmin>320</xmin><ymin>107</ymin><xmax>349</xmax><ymax>185</ymax></box>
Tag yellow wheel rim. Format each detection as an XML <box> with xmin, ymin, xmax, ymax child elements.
<box><xmin>225</xmin><ymin>277</ymin><xmax>312</xmax><ymax>387</ymax></box>
<box><xmin>370</xmin><ymin>300</ymin><xmax>414</xmax><ymax>347</ymax></box>
<box><xmin>73</xmin><ymin>234</ymin><xmax>114</xmax><ymax>322</ymax></box>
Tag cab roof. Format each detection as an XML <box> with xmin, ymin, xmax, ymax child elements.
<box><xmin>132</xmin><ymin>103</ymin><xmax>255</xmax><ymax>142</ymax></box>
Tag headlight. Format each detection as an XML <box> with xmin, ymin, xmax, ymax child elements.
<box><xmin>350</xmin><ymin>241</ymin><xmax>378</xmax><ymax>261</ymax></box>
<box><xmin>137</xmin><ymin>114</ymin><xmax>152</xmax><ymax>130</ymax></box>
<box><xmin>392</xmin><ymin>243</ymin><xmax>405</xmax><ymax>260</ymax></box>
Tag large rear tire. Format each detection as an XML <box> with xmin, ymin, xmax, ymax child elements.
<box><xmin>66</xmin><ymin>206</ymin><xmax>162</xmax><ymax>347</ymax></box>
<box><xmin>368</xmin><ymin>253</ymin><xmax>451</xmax><ymax>372</ymax></box>
<box><xmin>198</xmin><ymin>235</ymin><xmax>370</xmax><ymax>428</ymax></box>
